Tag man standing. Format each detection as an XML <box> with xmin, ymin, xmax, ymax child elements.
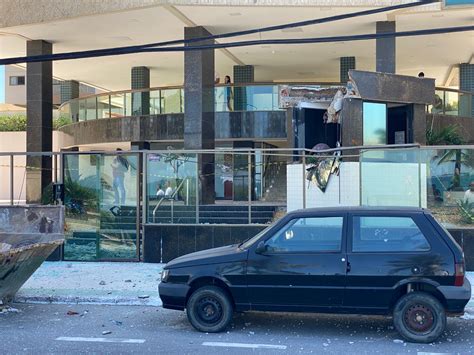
<box><xmin>463</xmin><ymin>181</ymin><xmax>474</xmax><ymax>205</ymax></box>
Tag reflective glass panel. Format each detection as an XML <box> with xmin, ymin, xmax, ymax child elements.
<box><xmin>363</xmin><ymin>102</ymin><xmax>386</xmax><ymax>145</ymax></box>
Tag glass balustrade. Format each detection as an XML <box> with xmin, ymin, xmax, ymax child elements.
<box><xmin>59</xmin><ymin>85</ymin><xmax>474</xmax><ymax>123</ymax></box>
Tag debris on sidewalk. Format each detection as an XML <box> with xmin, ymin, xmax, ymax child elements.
<box><xmin>102</xmin><ymin>330</ymin><xmax>112</xmax><ymax>335</ymax></box>
<box><xmin>0</xmin><ymin>306</ymin><xmax>21</xmax><ymax>314</ymax></box>
<box><xmin>66</xmin><ymin>310</ymin><xmax>79</xmax><ymax>316</ymax></box>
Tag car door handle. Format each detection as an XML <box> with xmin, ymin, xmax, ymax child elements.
<box><xmin>346</xmin><ymin>261</ymin><xmax>351</xmax><ymax>273</ymax></box>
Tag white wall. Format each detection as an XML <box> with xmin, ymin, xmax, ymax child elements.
<box><xmin>287</xmin><ymin>162</ymin><xmax>360</xmax><ymax>211</ymax></box>
<box><xmin>0</xmin><ymin>131</ymin><xmax>73</xmax><ymax>203</ymax></box>
<box><xmin>5</xmin><ymin>66</ymin><xmax>26</xmax><ymax>106</ymax></box>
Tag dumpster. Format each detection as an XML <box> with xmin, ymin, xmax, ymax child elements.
<box><xmin>0</xmin><ymin>206</ymin><xmax>64</xmax><ymax>304</ymax></box>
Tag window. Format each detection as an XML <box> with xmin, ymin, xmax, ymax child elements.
<box><xmin>265</xmin><ymin>216</ymin><xmax>343</xmax><ymax>253</ymax></box>
<box><xmin>352</xmin><ymin>216</ymin><xmax>430</xmax><ymax>252</ymax></box>
<box><xmin>363</xmin><ymin>102</ymin><xmax>386</xmax><ymax>145</ymax></box>
<box><xmin>9</xmin><ymin>76</ymin><xmax>25</xmax><ymax>86</ymax></box>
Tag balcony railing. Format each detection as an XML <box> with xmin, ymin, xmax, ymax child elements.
<box><xmin>58</xmin><ymin>83</ymin><xmax>340</xmax><ymax>122</ymax></box>
<box><xmin>58</xmin><ymin>84</ymin><xmax>474</xmax><ymax>124</ymax></box>
<box><xmin>430</xmin><ymin>87</ymin><xmax>473</xmax><ymax>117</ymax></box>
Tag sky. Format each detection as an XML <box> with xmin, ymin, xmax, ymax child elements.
<box><xmin>0</xmin><ymin>66</ymin><xmax>4</xmax><ymax>103</ymax></box>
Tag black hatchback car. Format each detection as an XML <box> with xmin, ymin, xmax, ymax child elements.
<box><xmin>159</xmin><ymin>207</ymin><xmax>471</xmax><ymax>343</ymax></box>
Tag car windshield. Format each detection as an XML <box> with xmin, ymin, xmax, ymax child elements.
<box><xmin>239</xmin><ymin>224</ymin><xmax>273</xmax><ymax>249</ymax></box>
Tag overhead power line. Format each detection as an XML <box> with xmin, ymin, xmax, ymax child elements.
<box><xmin>0</xmin><ymin>0</ymin><xmax>440</xmax><ymax>65</ymax></box>
<box><xmin>0</xmin><ymin>25</ymin><xmax>471</xmax><ymax>65</ymax></box>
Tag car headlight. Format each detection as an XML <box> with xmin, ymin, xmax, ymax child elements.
<box><xmin>161</xmin><ymin>269</ymin><xmax>170</xmax><ymax>282</ymax></box>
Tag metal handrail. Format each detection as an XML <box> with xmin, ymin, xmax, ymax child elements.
<box><xmin>152</xmin><ymin>177</ymin><xmax>189</xmax><ymax>223</ymax></box>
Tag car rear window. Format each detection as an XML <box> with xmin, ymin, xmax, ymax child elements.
<box><xmin>352</xmin><ymin>216</ymin><xmax>430</xmax><ymax>252</ymax></box>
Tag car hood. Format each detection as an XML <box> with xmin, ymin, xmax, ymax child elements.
<box><xmin>165</xmin><ymin>244</ymin><xmax>247</xmax><ymax>269</ymax></box>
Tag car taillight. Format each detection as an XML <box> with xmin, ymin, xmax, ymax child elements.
<box><xmin>454</xmin><ymin>262</ymin><xmax>465</xmax><ymax>287</ymax></box>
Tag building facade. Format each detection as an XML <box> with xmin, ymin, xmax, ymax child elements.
<box><xmin>0</xmin><ymin>0</ymin><xmax>473</xmax><ymax>262</ymax></box>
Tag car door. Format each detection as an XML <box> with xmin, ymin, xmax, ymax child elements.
<box><xmin>344</xmin><ymin>212</ymin><xmax>448</xmax><ymax>312</ymax></box>
<box><xmin>246</xmin><ymin>212</ymin><xmax>348</xmax><ymax>311</ymax></box>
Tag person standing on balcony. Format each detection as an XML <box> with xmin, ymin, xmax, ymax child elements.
<box><xmin>111</xmin><ymin>149</ymin><xmax>129</xmax><ymax>205</ymax></box>
<box><xmin>225</xmin><ymin>75</ymin><xmax>233</xmax><ymax>111</ymax></box>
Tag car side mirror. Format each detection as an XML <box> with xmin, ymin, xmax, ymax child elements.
<box><xmin>255</xmin><ymin>241</ymin><xmax>267</xmax><ymax>254</ymax></box>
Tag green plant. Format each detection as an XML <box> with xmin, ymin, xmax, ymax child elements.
<box><xmin>426</xmin><ymin>124</ymin><xmax>464</xmax><ymax>146</ymax></box>
<box><xmin>427</xmin><ymin>125</ymin><xmax>467</xmax><ymax>190</ymax></box>
<box><xmin>0</xmin><ymin>114</ymin><xmax>72</xmax><ymax>131</ymax></box>
<box><xmin>53</xmin><ymin>115</ymin><xmax>72</xmax><ymax>129</ymax></box>
<box><xmin>457</xmin><ymin>200</ymin><xmax>474</xmax><ymax>224</ymax></box>
<box><xmin>0</xmin><ymin>115</ymin><xmax>27</xmax><ymax>131</ymax></box>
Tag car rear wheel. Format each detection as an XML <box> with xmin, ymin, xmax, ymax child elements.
<box><xmin>186</xmin><ymin>286</ymin><xmax>233</xmax><ymax>333</ymax></box>
<box><xmin>393</xmin><ymin>292</ymin><xmax>446</xmax><ymax>343</ymax></box>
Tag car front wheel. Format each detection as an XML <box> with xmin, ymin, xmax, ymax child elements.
<box><xmin>186</xmin><ymin>286</ymin><xmax>233</xmax><ymax>333</ymax></box>
<box><xmin>393</xmin><ymin>292</ymin><xmax>446</xmax><ymax>343</ymax></box>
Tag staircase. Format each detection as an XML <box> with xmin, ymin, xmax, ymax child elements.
<box><xmin>148</xmin><ymin>204</ymin><xmax>281</xmax><ymax>224</ymax></box>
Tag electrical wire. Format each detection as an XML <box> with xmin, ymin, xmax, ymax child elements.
<box><xmin>139</xmin><ymin>26</ymin><xmax>474</xmax><ymax>52</ymax></box>
<box><xmin>0</xmin><ymin>0</ymin><xmax>440</xmax><ymax>65</ymax></box>
<box><xmin>0</xmin><ymin>25</ymin><xmax>471</xmax><ymax>65</ymax></box>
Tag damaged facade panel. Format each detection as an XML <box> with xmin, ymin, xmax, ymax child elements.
<box><xmin>0</xmin><ymin>206</ymin><xmax>64</xmax><ymax>303</ymax></box>
<box><xmin>340</xmin><ymin>70</ymin><xmax>434</xmax><ymax>149</ymax></box>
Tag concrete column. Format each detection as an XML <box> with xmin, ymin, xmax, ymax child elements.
<box><xmin>376</xmin><ymin>21</ymin><xmax>396</xmax><ymax>74</ymax></box>
<box><xmin>184</xmin><ymin>26</ymin><xmax>215</xmax><ymax>204</ymax></box>
<box><xmin>60</xmin><ymin>80</ymin><xmax>79</xmax><ymax>104</ymax></box>
<box><xmin>233</xmin><ymin>65</ymin><xmax>254</xmax><ymax>111</ymax></box>
<box><xmin>460</xmin><ymin>63</ymin><xmax>474</xmax><ymax>117</ymax></box>
<box><xmin>340</xmin><ymin>57</ymin><xmax>356</xmax><ymax>83</ymax></box>
<box><xmin>26</xmin><ymin>40</ymin><xmax>53</xmax><ymax>203</ymax></box>
<box><xmin>131</xmin><ymin>66</ymin><xmax>150</xmax><ymax>116</ymax></box>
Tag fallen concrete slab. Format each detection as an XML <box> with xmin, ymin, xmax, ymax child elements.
<box><xmin>0</xmin><ymin>206</ymin><xmax>64</xmax><ymax>304</ymax></box>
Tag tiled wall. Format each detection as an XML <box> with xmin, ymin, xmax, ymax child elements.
<box><xmin>340</xmin><ymin>57</ymin><xmax>355</xmax><ymax>83</ymax></box>
<box><xmin>460</xmin><ymin>63</ymin><xmax>474</xmax><ymax>117</ymax></box>
<box><xmin>60</xmin><ymin>80</ymin><xmax>79</xmax><ymax>104</ymax></box>
<box><xmin>233</xmin><ymin>65</ymin><xmax>254</xmax><ymax>111</ymax></box>
<box><xmin>131</xmin><ymin>66</ymin><xmax>150</xmax><ymax>115</ymax></box>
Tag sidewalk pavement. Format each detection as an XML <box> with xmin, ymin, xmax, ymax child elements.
<box><xmin>13</xmin><ymin>262</ymin><xmax>474</xmax><ymax>310</ymax></box>
<box><xmin>14</xmin><ymin>262</ymin><xmax>164</xmax><ymax>306</ymax></box>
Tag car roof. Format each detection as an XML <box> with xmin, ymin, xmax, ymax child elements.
<box><xmin>290</xmin><ymin>206</ymin><xmax>426</xmax><ymax>215</ymax></box>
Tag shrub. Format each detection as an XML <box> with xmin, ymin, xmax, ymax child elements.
<box><xmin>0</xmin><ymin>114</ymin><xmax>72</xmax><ymax>131</ymax></box>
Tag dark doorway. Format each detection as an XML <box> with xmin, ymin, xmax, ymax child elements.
<box><xmin>303</xmin><ymin>108</ymin><xmax>339</xmax><ymax>149</ymax></box>
<box><xmin>387</xmin><ymin>104</ymin><xmax>413</xmax><ymax>144</ymax></box>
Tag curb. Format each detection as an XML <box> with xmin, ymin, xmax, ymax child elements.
<box><xmin>13</xmin><ymin>295</ymin><xmax>162</xmax><ymax>307</ymax></box>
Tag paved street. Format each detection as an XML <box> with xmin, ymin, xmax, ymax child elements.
<box><xmin>1</xmin><ymin>303</ymin><xmax>473</xmax><ymax>355</ymax></box>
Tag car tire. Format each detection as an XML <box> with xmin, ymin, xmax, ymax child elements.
<box><xmin>393</xmin><ymin>292</ymin><xmax>446</xmax><ymax>343</ymax></box>
<box><xmin>186</xmin><ymin>286</ymin><xmax>233</xmax><ymax>333</ymax></box>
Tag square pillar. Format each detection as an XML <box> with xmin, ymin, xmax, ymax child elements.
<box><xmin>131</xmin><ymin>66</ymin><xmax>150</xmax><ymax>116</ymax></box>
<box><xmin>26</xmin><ymin>40</ymin><xmax>53</xmax><ymax>203</ymax></box>
<box><xmin>376</xmin><ymin>21</ymin><xmax>396</xmax><ymax>74</ymax></box>
<box><xmin>60</xmin><ymin>80</ymin><xmax>79</xmax><ymax>104</ymax></box>
<box><xmin>460</xmin><ymin>63</ymin><xmax>474</xmax><ymax>117</ymax></box>
<box><xmin>233</xmin><ymin>65</ymin><xmax>254</xmax><ymax>111</ymax></box>
<box><xmin>340</xmin><ymin>57</ymin><xmax>355</xmax><ymax>83</ymax></box>
<box><xmin>184</xmin><ymin>26</ymin><xmax>215</xmax><ymax>204</ymax></box>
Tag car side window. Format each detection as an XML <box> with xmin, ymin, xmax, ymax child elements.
<box><xmin>265</xmin><ymin>216</ymin><xmax>343</xmax><ymax>253</ymax></box>
<box><xmin>352</xmin><ymin>216</ymin><xmax>430</xmax><ymax>252</ymax></box>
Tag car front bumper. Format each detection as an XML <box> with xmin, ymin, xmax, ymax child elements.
<box><xmin>159</xmin><ymin>282</ymin><xmax>190</xmax><ymax>311</ymax></box>
<box><xmin>437</xmin><ymin>277</ymin><xmax>472</xmax><ymax>313</ymax></box>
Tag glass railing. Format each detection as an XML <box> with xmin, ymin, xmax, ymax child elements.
<box><xmin>360</xmin><ymin>146</ymin><xmax>474</xmax><ymax>228</ymax></box>
<box><xmin>58</xmin><ymin>83</ymin><xmax>340</xmax><ymax>123</ymax></box>
<box><xmin>430</xmin><ymin>88</ymin><xmax>473</xmax><ymax>118</ymax></box>
<box><xmin>59</xmin><ymin>84</ymin><xmax>473</xmax><ymax>123</ymax></box>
